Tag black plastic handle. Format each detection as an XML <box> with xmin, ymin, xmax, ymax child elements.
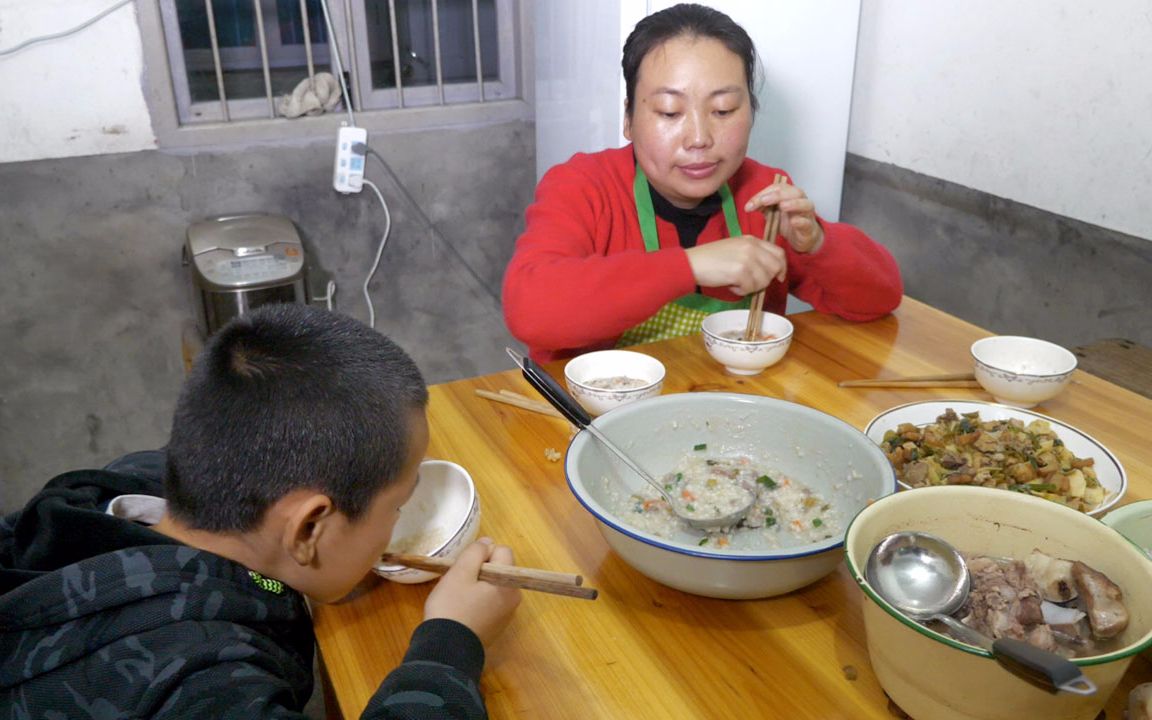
<box><xmin>991</xmin><ymin>637</ymin><xmax>1096</xmax><ymax>695</ymax></box>
<box><xmin>508</xmin><ymin>350</ymin><xmax>592</xmax><ymax>429</ymax></box>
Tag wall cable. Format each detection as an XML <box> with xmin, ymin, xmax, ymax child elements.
<box><xmin>0</xmin><ymin>0</ymin><xmax>135</xmax><ymax>57</ymax></box>
<box><xmin>317</xmin><ymin>0</ymin><xmax>355</xmax><ymax>127</ymax></box>
<box><xmin>360</xmin><ymin>179</ymin><xmax>392</xmax><ymax>329</ymax></box>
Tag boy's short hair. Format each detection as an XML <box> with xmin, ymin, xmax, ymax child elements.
<box><xmin>165</xmin><ymin>303</ymin><xmax>428</xmax><ymax>532</ymax></box>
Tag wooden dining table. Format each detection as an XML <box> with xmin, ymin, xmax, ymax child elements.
<box><xmin>312</xmin><ymin>297</ymin><xmax>1152</xmax><ymax>719</ymax></box>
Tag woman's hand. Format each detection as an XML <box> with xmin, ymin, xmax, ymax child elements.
<box><xmin>745</xmin><ymin>183</ymin><xmax>825</xmax><ymax>254</ymax></box>
<box><xmin>685</xmin><ymin>235</ymin><xmax>787</xmax><ymax>296</ymax></box>
<box><xmin>424</xmin><ymin>538</ymin><xmax>522</xmax><ymax>647</ymax></box>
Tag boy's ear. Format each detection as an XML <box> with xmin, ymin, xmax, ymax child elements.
<box><xmin>284</xmin><ymin>493</ymin><xmax>337</xmax><ymax>567</ymax></box>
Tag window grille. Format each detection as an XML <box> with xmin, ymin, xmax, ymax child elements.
<box><xmin>158</xmin><ymin>0</ymin><xmax>518</xmax><ymax>125</ymax></box>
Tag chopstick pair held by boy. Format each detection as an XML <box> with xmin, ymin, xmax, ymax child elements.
<box><xmin>0</xmin><ymin>304</ymin><xmax>520</xmax><ymax>718</ymax></box>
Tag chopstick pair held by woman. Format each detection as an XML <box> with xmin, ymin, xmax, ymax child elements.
<box><xmin>503</xmin><ymin>4</ymin><xmax>903</xmax><ymax>363</ymax></box>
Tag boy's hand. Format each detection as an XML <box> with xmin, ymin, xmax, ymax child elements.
<box><xmin>424</xmin><ymin>538</ymin><xmax>521</xmax><ymax>646</ymax></box>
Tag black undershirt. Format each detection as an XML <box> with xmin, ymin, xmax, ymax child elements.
<box><xmin>648</xmin><ymin>186</ymin><xmax>725</xmax><ymax>249</ymax></box>
<box><xmin>648</xmin><ymin>185</ymin><xmax>724</xmax><ymax>295</ymax></box>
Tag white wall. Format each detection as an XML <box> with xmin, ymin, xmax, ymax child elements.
<box><xmin>0</xmin><ymin>0</ymin><xmax>156</xmax><ymax>162</ymax></box>
<box><xmin>535</xmin><ymin>0</ymin><xmax>860</xmax><ymax>222</ymax></box>
<box><xmin>850</xmin><ymin>0</ymin><xmax>1152</xmax><ymax>240</ymax></box>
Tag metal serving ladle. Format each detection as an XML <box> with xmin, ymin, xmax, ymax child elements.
<box><xmin>506</xmin><ymin>348</ymin><xmax>753</xmax><ymax>531</ymax></box>
<box><xmin>865</xmin><ymin>531</ymin><xmax>1097</xmax><ymax>696</ymax></box>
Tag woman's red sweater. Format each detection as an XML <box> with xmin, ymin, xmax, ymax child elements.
<box><xmin>502</xmin><ymin>146</ymin><xmax>903</xmax><ymax>362</ymax></box>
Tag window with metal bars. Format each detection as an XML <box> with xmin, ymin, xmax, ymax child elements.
<box><xmin>158</xmin><ymin>0</ymin><xmax>518</xmax><ymax>125</ymax></box>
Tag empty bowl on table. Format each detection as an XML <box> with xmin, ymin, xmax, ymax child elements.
<box><xmin>563</xmin><ymin>349</ymin><xmax>665</xmax><ymax>416</ymax></box>
<box><xmin>374</xmin><ymin>459</ymin><xmax>480</xmax><ymax>584</ymax></box>
<box><xmin>701</xmin><ymin>309</ymin><xmax>794</xmax><ymax>376</ymax></box>
<box><xmin>565</xmin><ymin>392</ymin><xmax>896</xmax><ymax>599</ymax></box>
<box><xmin>846</xmin><ymin>486</ymin><xmax>1152</xmax><ymax>720</ymax></box>
<box><xmin>971</xmin><ymin>335</ymin><xmax>1077</xmax><ymax>407</ymax></box>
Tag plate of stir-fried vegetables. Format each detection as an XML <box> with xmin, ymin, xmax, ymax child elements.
<box><xmin>864</xmin><ymin>401</ymin><xmax>1127</xmax><ymax>516</ymax></box>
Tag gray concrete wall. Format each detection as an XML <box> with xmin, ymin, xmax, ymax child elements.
<box><xmin>0</xmin><ymin>121</ymin><xmax>534</xmax><ymax>512</ymax></box>
<box><xmin>842</xmin><ymin>154</ymin><xmax>1152</xmax><ymax>349</ymax></box>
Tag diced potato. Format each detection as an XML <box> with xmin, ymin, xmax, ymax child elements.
<box><xmin>1065</xmin><ymin>469</ymin><xmax>1087</xmax><ymax>498</ymax></box>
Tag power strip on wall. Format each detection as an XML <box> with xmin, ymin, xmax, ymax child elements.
<box><xmin>333</xmin><ymin>126</ymin><xmax>368</xmax><ymax>193</ymax></box>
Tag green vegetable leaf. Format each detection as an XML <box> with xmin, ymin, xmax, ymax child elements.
<box><xmin>685</xmin><ymin>504</ymin><xmax>695</xmax><ymax>512</ymax></box>
<box><xmin>698</xmin><ymin>537</ymin><xmax>709</xmax><ymax>546</ymax></box>
<box><xmin>812</xmin><ymin>518</ymin><xmax>823</xmax><ymax>528</ymax></box>
<box><xmin>756</xmin><ymin>475</ymin><xmax>777</xmax><ymax>489</ymax></box>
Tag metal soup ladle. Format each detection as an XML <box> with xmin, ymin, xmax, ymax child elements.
<box><xmin>864</xmin><ymin>531</ymin><xmax>1097</xmax><ymax>696</ymax></box>
<box><xmin>506</xmin><ymin>348</ymin><xmax>753</xmax><ymax>531</ymax></box>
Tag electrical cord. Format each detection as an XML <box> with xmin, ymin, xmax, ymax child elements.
<box><xmin>312</xmin><ymin>280</ymin><xmax>337</xmax><ymax>311</ymax></box>
<box><xmin>360</xmin><ymin>178</ymin><xmax>392</xmax><ymax>329</ymax></box>
<box><xmin>360</xmin><ymin>144</ymin><xmax>499</xmax><ymax>306</ymax></box>
<box><xmin>317</xmin><ymin>0</ymin><xmax>355</xmax><ymax>127</ymax></box>
<box><xmin>0</xmin><ymin>0</ymin><xmax>135</xmax><ymax>57</ymax></box>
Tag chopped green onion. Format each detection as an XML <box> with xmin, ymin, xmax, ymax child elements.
<box><xmin>756</xmin><ymin>475</ymin><xmax>777</xmax><ymax>489</ymax></box>
<box><xmin>698</xmin><ymin>537</ymin><xmax>709</xmax><ymax>546</ymax></box>
<box><xmin>812</xmin><ymin>518</ymin><xmax>823</xmax><ymax>528</ymax></box>
<box><xmin>693</xmin><ymin>443</ymin><xmax>707</xmax><ymax>451</ymax></box>
<box><xmin>685</xmin><ymin>504</ymin><xmax>695</xmax><ymax>512</ymax></box>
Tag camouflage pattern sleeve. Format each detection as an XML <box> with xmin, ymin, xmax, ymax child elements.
<box><xmin>362</xmin><ymin>619</ymin><xmax>489</xmax><ymax>719</ymax></box>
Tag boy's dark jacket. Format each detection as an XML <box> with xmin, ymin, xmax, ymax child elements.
<box><xmin>0</xmin><ymin>469</ymin><xmax>487</xmax><ymax>719</ymax></box>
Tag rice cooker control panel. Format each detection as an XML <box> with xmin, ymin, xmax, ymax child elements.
<box><xmin>199</xmin><ymin>243</ymin><xmax>303</xmax><ymax>287</ymax></box>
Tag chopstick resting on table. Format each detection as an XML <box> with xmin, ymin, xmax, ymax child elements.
<box><xmin>838</xmin><ymin>373</ymin><xmax>980</xmax><ymax>389</ymax></box>
<box><xmin>743</xmin><ymin>174</ymin><xmax>788</xmax><ymax>342</ymax></box>
<box><xmin>381</xmin><ymin>553</ymin><xmax>598</xmax><ymax>600</ymax></box>
<box><xmin>474</xmin><ymin>389</ymin><xmax>564</xmax><ymax>418</ymax></box>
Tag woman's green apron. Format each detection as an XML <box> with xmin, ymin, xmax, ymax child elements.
<box><xmin>616</xmin><ymin>167</ymin><xmax>749</xmax><ymax>347</ymax></box>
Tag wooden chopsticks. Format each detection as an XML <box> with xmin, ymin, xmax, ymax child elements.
<box><xmin>744</xmin><ymin>174</ymin><xmax>788</xmax><ymax>341</ymax></box>
<box><xmin>380</xmin><ymin>553</ymin><xmax>598</xmax><ymax>600</ymax></box>
<box><xmin>474</xmin><ymin>389</ymin><xmax>563</xmax><ymax>418</ymax></box>
<box><xmin>838</xmin><ymin>373</ymin><xmax>980</xmax><ymax>389</ymax></box>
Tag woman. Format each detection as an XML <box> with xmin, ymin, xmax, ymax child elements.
<box><xmin>503</xmin><ymin>3</ymin><xmax>902</xmax><ymax>362</ymax></box>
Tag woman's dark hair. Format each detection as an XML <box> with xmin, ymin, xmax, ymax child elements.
<box><xmin>164</xmin><ymin>303</ymin><xmax>428</xmax><ymax>532</ymax></box>
<box><xmin>622</xmin><ymin>3</ymin><xmax>760</xmax><ymax>116</ymax></box>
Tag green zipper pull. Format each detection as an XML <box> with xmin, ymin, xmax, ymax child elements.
<box><xmin>248</xmin><ymin>570</ymin><xmax>285</xmax><ymax>595</ymax></box>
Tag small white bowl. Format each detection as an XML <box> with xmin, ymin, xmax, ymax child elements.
<box><xmin>971</xmin><ymin>335</ymin><xmax>1077</xmax><ymax>407</ymax></box>
<box><xmin>564</xmin><ymin>349</ymin><xmax>665</xmax><ymax>416</ymax></box>
<box><xmin>701</xmin><ymin>309</ymin><xmax>794</xmax><ymax>376</ymax></box>
<box><xmin>374</xmin><ymin>459</ymin><xmax>480</xmax><ymax>584</ymax></box>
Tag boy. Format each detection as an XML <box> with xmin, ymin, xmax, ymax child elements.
<box><xmin>0</xmin><ymin>304</ymin><xmax>521</xmax><ymax>718</ymax></box>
